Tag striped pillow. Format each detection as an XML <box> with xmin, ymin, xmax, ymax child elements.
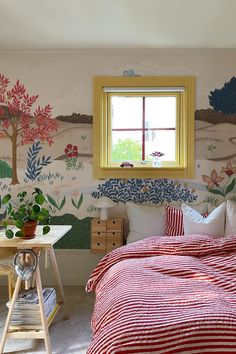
<box><xmin>164</xmin><ymin>205</ymin><xmax>208</xmax><ymax>236</ymax></box>
<box><xmin>164</xmin><ymin>206</ymin><xmax>184</xmax><ymax>236</ymax></box>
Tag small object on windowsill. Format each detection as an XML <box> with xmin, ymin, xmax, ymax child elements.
<box><xmin>150</xmin><ymin>151</ymin><xmax>164</xmax><ymax>168</ymax></box>
<box><xmin>152</xmin><ymin>158</ymin><xmax>162</xmax><ymax>168</ymax></box>
<box><xmin>94</xmin><ymin>197</ymin><xmax>115</xmax><ymax>221</ymax></box>
<box><xmin>120</xmin><ymin>161</ymin><xmax>134</xmax><ymax>168</ymax></box>
<box><xmin>150</xmin><ymin>151</ymin><xmax>164</xmax><ymax>158</ymax></box>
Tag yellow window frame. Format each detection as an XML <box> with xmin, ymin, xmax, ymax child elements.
<box><xmin>93</xmin><ymin>76</ymin><xmax>195</xmax><ymax>179</ymax></box>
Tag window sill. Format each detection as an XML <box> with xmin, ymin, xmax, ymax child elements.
<box><xmin>93</xmin><ymin>166</ymin><xmax>194</xmax><ymax>179</ymax></box>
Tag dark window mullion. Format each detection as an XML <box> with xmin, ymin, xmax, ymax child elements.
<box><xmin>142</xmin><ymin>97</ymin><xmax>145</xmax><ymax>161</ymax></box>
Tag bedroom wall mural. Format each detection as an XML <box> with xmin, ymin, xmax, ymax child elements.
<box><xmin>0</xmin><ymin>50</ymin><xmax>236</xmax><ymax>249</ymax></box>
<box><xmin>0</xmin><ymin>74</ymin><xmax>94</xmax><ymax>249</ymax></box>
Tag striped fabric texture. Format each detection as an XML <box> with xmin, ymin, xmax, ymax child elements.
<box><xmin>164</xmin><ymin>206</ymin><xmax>184</xmax><ymax>236</ymax></box>
<box><xmin>86</xmin><ymin>235</ymin><xmax>236</xmax><ymax>353</ymax></box>
<box><xmin>164</xmin><ymin>206</ymin><xmax>208</xmax><ymax>236</ymax></box>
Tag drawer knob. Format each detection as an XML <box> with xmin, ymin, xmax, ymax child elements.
<box><xmin>113</xmin><ymin>243</ymin><xmax>115</xmax><ymax>246</ymax></box>
<box><xmin>97</xmin><ymin>243</ymin><xmax>100</xmax><ymax>246</ymax></box>
<box><xmin>113</xmin><ymin>221</ymin><xmax>115</xmax><ymax>224</ymax></box>
<box><xmin>98</xmin><ymin>221</ymin><xmax>100</xmax><ymax>224</ymax></box>
<box><xmin>98</xmin><ymin>232</ymin><xmax>100</xmax><ymax>235</ymax></box>
<box><xmin>113</xmin><ymin>232</ymin><xmax>115</xmax><ymax>235</ymax></box>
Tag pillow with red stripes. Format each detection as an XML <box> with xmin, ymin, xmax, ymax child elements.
<box><xmin>164</xmin><ymin>206</ymin><xmax>184</xmax><ymax>236</ymax></box>
<box><xmin>164</xmin><ymin>205</ymin><xmax>209</xmax><ymax>236</ymax></box>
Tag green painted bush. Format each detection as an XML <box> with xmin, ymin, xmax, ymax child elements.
<box><xmin>51</xmin><ymin>214</ymin><xmax>92</xmax><ymax>249</ymax></box>
<box><xmin>0</xmin><ymin>160</ymin><xmax>12</xmax><ymax>178</ymax></box>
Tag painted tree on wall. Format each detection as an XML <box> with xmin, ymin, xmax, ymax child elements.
<box><xmin>0</xmin><ymin>74</ymin><xmax>58</xmax><ymax>185</ymax></box>
<box><xmin>209</xmin><ymin>77</ymin><xmax>236</xmax><ymax>114</ymax></box>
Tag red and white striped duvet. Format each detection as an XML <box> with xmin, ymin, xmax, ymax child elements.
<box><xmin>86</xmin><ymin>235</ymin><xmax>236</xmax><ymax>353</ymax></box>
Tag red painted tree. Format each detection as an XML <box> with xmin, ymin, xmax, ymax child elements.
<box><xmin>0</xmin><ymin>74</ymin><xmax>58</xmax><ymax>185</ymax></box>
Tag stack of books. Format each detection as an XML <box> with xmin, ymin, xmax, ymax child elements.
<box><xmin>7</xmin><ymin>287</ymin><xmax>57</xmax><ymax>325</ymax></box>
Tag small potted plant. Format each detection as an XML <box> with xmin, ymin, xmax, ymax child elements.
<box><xmin>1</xmin><ymin>188</ymin><xmax>52</xmax><ymax>239</ymax></box>
<box><xmin>150</xmin><ymin>151</ymin><xmax>165</xmax><ymax>167</ymax></box>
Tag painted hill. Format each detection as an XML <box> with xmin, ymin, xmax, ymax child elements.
<box><xmin>56</xmin><ymin>112</ymin><xmax>93</xmax><ymax>124</ymax></box>
<box><xmin>0</xmin><ymin>106</ymin><xmax>93</xmax><ymax>124</ymax></box>
<box><xmin>195</xmin><ymin>109</ymin><xmax>236</xmax><ymax>124</ymax></box>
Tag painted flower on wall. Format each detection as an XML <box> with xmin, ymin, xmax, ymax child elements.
<box><xmin>221</xmin><ymin>161</ymin><xmax>236</xmax><ymax>177</ymax></box>
<box><xmin>64</xmin><ymin>144</ymin><xmax>83</xmax><ymax>170</ymax></box>
<box><xmin>65</xmin><ymin>144</ymin><xmax>78</xmax><ymax>159</ymax></box>
<box><xmin>202</xmin><ymin>161</ymin><xmax>236</xmax><ymax>197</ymax></box>
<box><xmin>202</xmin><ymin>169</ymin><xmax>224</xmax><ymax>189</ymax></box>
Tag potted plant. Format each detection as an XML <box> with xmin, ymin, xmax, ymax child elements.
<box><xmin>1</xmin><ymin>188</ymin><xmax>52</xmax><ymax>239</ymax></box>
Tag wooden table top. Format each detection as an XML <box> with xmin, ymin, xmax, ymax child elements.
<box><xmin>0</xmin><ymin>225</ymin><xmax>72</xmax><ymax>248</ymax></box>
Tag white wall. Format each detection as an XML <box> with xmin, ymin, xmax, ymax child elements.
<box><xmin>0</xmin><ymin>250</ymin><xmax>103</xmax><ymax>287</ymax></box>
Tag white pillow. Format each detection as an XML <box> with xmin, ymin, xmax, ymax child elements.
<box><xmin>171</xmin><ymin>202</ymin><xmax>208</xmax><ymax>214</ymax></box>
<box><xmin>126</xmin><ymin>202</ymin><xmax>209</xmax><ymax>244</ymax></box>
<box><xmin>225</xmin><ymin>200</ymin><xmax>236</xmax><ymax>235</ymax></box>
<box><xmin>181</xmin><ymin>202</ymin><xmax>226</xmax><ymax>238</ymax></box>
<box><xmin>126</xmin><ymin>203</ymin><xmax>165</xmax><ymax>244</ymax></box>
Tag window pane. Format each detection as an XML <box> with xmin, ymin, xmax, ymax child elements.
<box><xmin>145</xmin><ymin>130</ymin><xmax>176</xmax><ymax>161</ymax></box>
<box><xmin>111</xmin><ymin>131</ymin><xmax>142</xmax><ymax>162</ymax></box>
<box><xmin>111</xmin><ymin>96</ymin><xmax>143</xmax><ymax>129</ymax></box>
<box><xmin>145</xmin><ymin>97</ymin><xmax>176</xmax><ymax>128</ymax></box>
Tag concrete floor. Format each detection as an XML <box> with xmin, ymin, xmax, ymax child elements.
<box><xmin>0</xmin><ymin>286</ymin><xmax>94</xmax><ymax>354</ymax></box>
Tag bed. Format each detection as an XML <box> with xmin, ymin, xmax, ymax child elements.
<box><xmin>86</xmin><ymin>234</ymin><xmax>236</xmax><ymax>353</ymax></box>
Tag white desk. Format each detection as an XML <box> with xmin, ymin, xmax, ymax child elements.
<box><xmin>0</xmin><ymin>225</ymin><xmax>72</xmax><ymax>354</ymax></box>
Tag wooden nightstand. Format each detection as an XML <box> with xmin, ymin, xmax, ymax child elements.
<box><xmin>91</xmin><ymin>218</ymin><xmax>123</xmax><ymax>254</ymax></box>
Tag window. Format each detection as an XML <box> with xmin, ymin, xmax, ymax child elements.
<box><xmin>93</xmin><ymin>76</ymin><xmax>195</xmax><ymax>179</ymax></box>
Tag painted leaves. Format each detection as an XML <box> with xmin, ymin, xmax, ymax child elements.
<box><xmin>0</xmin><ymin>73</ymin><xmax>58</xmax><ymax>184</ymax></box>
<box><xmin>92</xmin><ymin>178</ymin><xmax>197</xmax><ymax>204</ymax></box>
<box><xmin>25</xmin><ymin>141</ymin><xmax>52</xmax><ymax>181</ymax></box>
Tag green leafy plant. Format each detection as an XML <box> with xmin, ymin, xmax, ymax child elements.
<box><xmin>2</xmin><ymin>188</ymin><xmax>52</xmax><ymax>238</ymax></box>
